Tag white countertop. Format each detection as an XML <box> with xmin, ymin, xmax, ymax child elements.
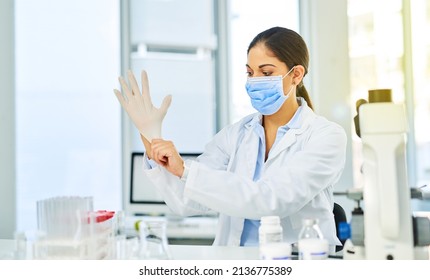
<box><xmin>0</xmin><ymin>239</ymin><xmax>259</xmax><ymax>260</ymax></box>
<box><xmin>170</xmin><ymin>244</ymin><xmax>259</xmax><ymax>260</ymax></box>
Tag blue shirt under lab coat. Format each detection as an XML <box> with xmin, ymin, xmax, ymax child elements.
<box><xmin>240</xmin><ymin>105</ymin><xmax>303</xmax><ymax>246</ymax></box>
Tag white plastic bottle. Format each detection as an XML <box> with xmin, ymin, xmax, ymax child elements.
<box><xmin>298</xmin><ymin>218</ymin><xmax>329</xmax><ymax>260</ymax></box>
<box><xmin>259</xmin><ymin>216</ymin><xmax>283</xmax><ymax>245</ymax></box>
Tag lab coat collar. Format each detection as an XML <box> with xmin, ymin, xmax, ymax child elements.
<box><xmin>244</xmin><ymin>97</ymin><xmax>307</xmax><ymax>130</ymax></box>
<box><xmin>244</xmin><ymin>113</ymin><xmax>262</xmax><ymax>130</ymax></box>
<box><xmin>240</xmin><ymin>97</ymin><xmax>316</xmax><ymax>167</ymax></box>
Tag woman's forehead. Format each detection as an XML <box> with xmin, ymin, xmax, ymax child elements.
<box><xmin>247</xmin><ymin>44</ymin><xmax>283</xmax><ymax>68</ymax></box>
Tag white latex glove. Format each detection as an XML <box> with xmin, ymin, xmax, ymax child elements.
<box><xmin>114</xmin><ymin>70</ymin><xmax>172</xmax><ymax>142</ymax></box>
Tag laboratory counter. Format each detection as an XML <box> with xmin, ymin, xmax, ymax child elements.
<box><xmin>0</xmin><ymin>239</ymin><xmax>260</xmax><ymax>260</ymax></box>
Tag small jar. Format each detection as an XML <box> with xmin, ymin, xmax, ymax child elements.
<box><xmin>259</xmin><ymin>216</ymin><xmax>283</xmax><ymax>245</ymax></box>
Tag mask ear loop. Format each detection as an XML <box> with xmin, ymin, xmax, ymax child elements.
<box><xmin>284</xmin><ymin>84</ymin><xmax>295</xmax><ymax>98</ymax></box>
<box><xmin>282</xmin><ymin>66</ymin><xmax>296</xmax><ymax>97</ymax></box>
<box><xmin>281</xmin><ymin>66</ymin><xmax>296</xmax><ymax>79</ymax></box>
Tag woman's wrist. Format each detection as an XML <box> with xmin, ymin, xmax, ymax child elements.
<box><xmin>141</xmin><ymin>134</ymin><xmax>152</xmax><ymax>158</ymax></box>
<box><xmin>180</xmin><ymin>160</ymin><xmax>189</xmax><ymax>182</ymax></box>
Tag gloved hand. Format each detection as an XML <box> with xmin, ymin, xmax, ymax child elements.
<box><xmin>114</xmin><ymin>70</ymin><xmax>172</xmax><ymax>142</ymax></box>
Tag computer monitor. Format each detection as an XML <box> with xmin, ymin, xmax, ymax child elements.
<box><xmin>125</xmin><ymin>152</ymin><xmax>201</xmax><ymax>217</ymax></box>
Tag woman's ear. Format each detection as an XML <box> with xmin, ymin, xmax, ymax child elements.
<box><xmin>292</xmin><ymin>65</ymin><xmax>305</xmax><ymax>85</ymax></box>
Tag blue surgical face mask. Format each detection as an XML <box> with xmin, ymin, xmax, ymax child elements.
<box><xmin>245</xmin><ymin>67</ymin><xmax>295</xmax><ymax>115</ymax></box>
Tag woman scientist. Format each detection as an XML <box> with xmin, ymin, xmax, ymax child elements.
<box><xmin>114</xmin><ymin>27</ymin><xmax>347</xmax><ymax>251</ymax></box>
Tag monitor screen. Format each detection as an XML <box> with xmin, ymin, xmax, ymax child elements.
<box><xmin>126</xmin><ymin>152</ymin><xmax>201</xmax><ymax>216</ymax></box>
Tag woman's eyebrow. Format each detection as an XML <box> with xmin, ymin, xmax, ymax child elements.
<box><xmin>245</xmin><ymin>63</ymin><xmax>277</xmax><ymax>69</ymax></box>
<box><xmin>258</xmin><ymin>64</ymin><xmax>277</xmax><ymax>68</ymax></box>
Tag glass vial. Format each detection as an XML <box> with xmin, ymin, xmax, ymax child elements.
<box><xmin>259</xmin><ymin>216</ymin><xmax>283</xmax><ymax>245</ymax></box>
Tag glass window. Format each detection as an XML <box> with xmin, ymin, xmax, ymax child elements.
<box><xmin>229</xmin><ymin>0</ymin><xmax>299</xmax><ymax>123</ymax></box>
<box><xmin>347</xmin><ymin>0</ymin><xmax>405</xmax><ymax>189</ymax></box>
<box><xmin>410</xmin><ymin>0</ymin><xmax>430</xmax><ymax>187</ymax></box>
<box><xmin>347</xmin><ymin>0</ymin><xmax>430</xmax><ymax>209</ymax></box>
<box><xmin>410</xmin><ymin>0</ymin><xmax>430</xmax><ymax>211</ymax></box>
<box><xmin>15</xmin><ymin>0</ymin><xmax>122</xmax><ymax>231</ymax></box>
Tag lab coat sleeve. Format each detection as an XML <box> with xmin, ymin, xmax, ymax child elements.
<box><xmin>143</xmin><ymin>165</ymin><xmax>213</xmax><ymax>216</ymax></box>
<box><xmin>142</xmin><ymin>123</ymin><xmax>236</xmax><ymax>217</ymax></box>
<box><xmin>183</xmin><ymin>120</ymin><xmax>347</xmax><ymax>220</ymax></box>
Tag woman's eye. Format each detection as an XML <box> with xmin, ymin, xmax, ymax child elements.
<box><xmin>246</xmin><ymin>71</ymin><xmax>253</xmax><ymax>77</ymax></box>
<box><xmin>263</xmin><ymin>72</ymin><xmax>272</xmax><ymax>76</ymax></box>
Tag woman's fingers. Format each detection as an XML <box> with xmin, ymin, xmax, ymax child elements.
<box><xmin>118</xmin><ymin>76</ymin><xmax>132</xmax><ymax>100</ymax></box>
<box><xmin>140</xmin><ymin>70</ymin><xmax>153</xmax><ymax>111</ymax></box>
<box><xmin>150</xmin><ymin>139</ymin><xmax>184</xmax><ymax>177</ymax></box>
<box><xmin>151</xmin><ymin>139</ymin><xmax>173</xmax><ymax>164</ymax></box>
<box><xmin>127</xmin><ymin>70</ymin><xmax>141</xmax><ymax>97</ymax></box>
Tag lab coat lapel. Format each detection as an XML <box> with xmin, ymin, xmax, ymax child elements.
<box><xmin>236</xmin><ymin>114</ymin><xmax>261</xmax><ymax>179</ymax></box>
<box><xmin>267</xmin><ymin>129</ymin><xmax>300</xmax><ymax>162</ymax></box>
<box><xmin>266</xmin><ymin>106</ymin><xmax>316</xmax><ymax>163</ymax></box>
<box><xmin>242</xmin><ymin>128</ymin><xmax>260</xmax><ymax>179</ymax></box>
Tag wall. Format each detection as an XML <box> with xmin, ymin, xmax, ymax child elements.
<box><xmin>300</xmin><ymin>0</ymin><xmax>355</xmax><ymax>217</ymax></box>
<box><xmin>0</xmin><ymin>0</ymin><xmax>16</xmax><ymax>239</ymax></box>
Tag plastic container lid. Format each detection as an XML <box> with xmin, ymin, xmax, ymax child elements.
<box><xmin>261</xmin><ymin>216</ymin><xmax>281</xmax><ymax>225</ymax></box>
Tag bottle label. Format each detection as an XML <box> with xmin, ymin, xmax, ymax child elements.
<box><xmin>298</xmin><ymin>238</ymin><xmax>329</xmax><ymax>260</ymax></box>
<box><xmin>259</xmin><ymin>242</ymin><xmax>292</xmax><ymax>260</ymax></box>
<box><xmin>260</xmin><ymin>232</ymin><xmax>283</xmax><ymax>244</ymax></box>
<box><xmin>299</xmin><ymin>251</ymin><xmax>328</xmax><ymax>260</ymax></box>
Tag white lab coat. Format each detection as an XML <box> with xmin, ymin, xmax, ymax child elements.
<box><xmin>144</xmin><ymin>99</ymin><xmax>347</xmax><ymax>247</ymax></box>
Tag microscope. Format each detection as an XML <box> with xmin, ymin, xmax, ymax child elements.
<box><xmin>342</xmin><ymin>89</ymin><xmax>430</xmax><ymax>260</ymax></box>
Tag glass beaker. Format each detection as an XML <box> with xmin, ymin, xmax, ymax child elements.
<box><xmin>114</xmin><ymin>235</ymin><xmax>139</xmax><ymax>260</ymax></box>
<box><xmin>138</xmin><ymin>220</ymin><xmax>171</xmax><ymax>260</ymax></box>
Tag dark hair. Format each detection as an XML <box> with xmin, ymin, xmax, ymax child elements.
<box><xmin>247</xmin><ymin>27</ymin><xmax>314</xmax><ymax>110</ymax></box>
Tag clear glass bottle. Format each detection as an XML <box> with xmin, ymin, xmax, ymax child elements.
<box><xmin>259</xmin><ymin>216</ymin><xmax>283</xmax><ymax>245</ymax></box>
<box><xmin>298</xmin><ymin>218</ymin><xmax>323</xmax><ymax>240</ymax></box>
<box><xmin>298</xmin><ymin>218</ymin><xmax>328</xmax><ymax>260</ymax></box>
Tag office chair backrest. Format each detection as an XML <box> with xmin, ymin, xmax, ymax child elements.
<box><xmin>333</xmin><ymin>202</ymin><xmax>347</xmax><ymax>252</ymax></box>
